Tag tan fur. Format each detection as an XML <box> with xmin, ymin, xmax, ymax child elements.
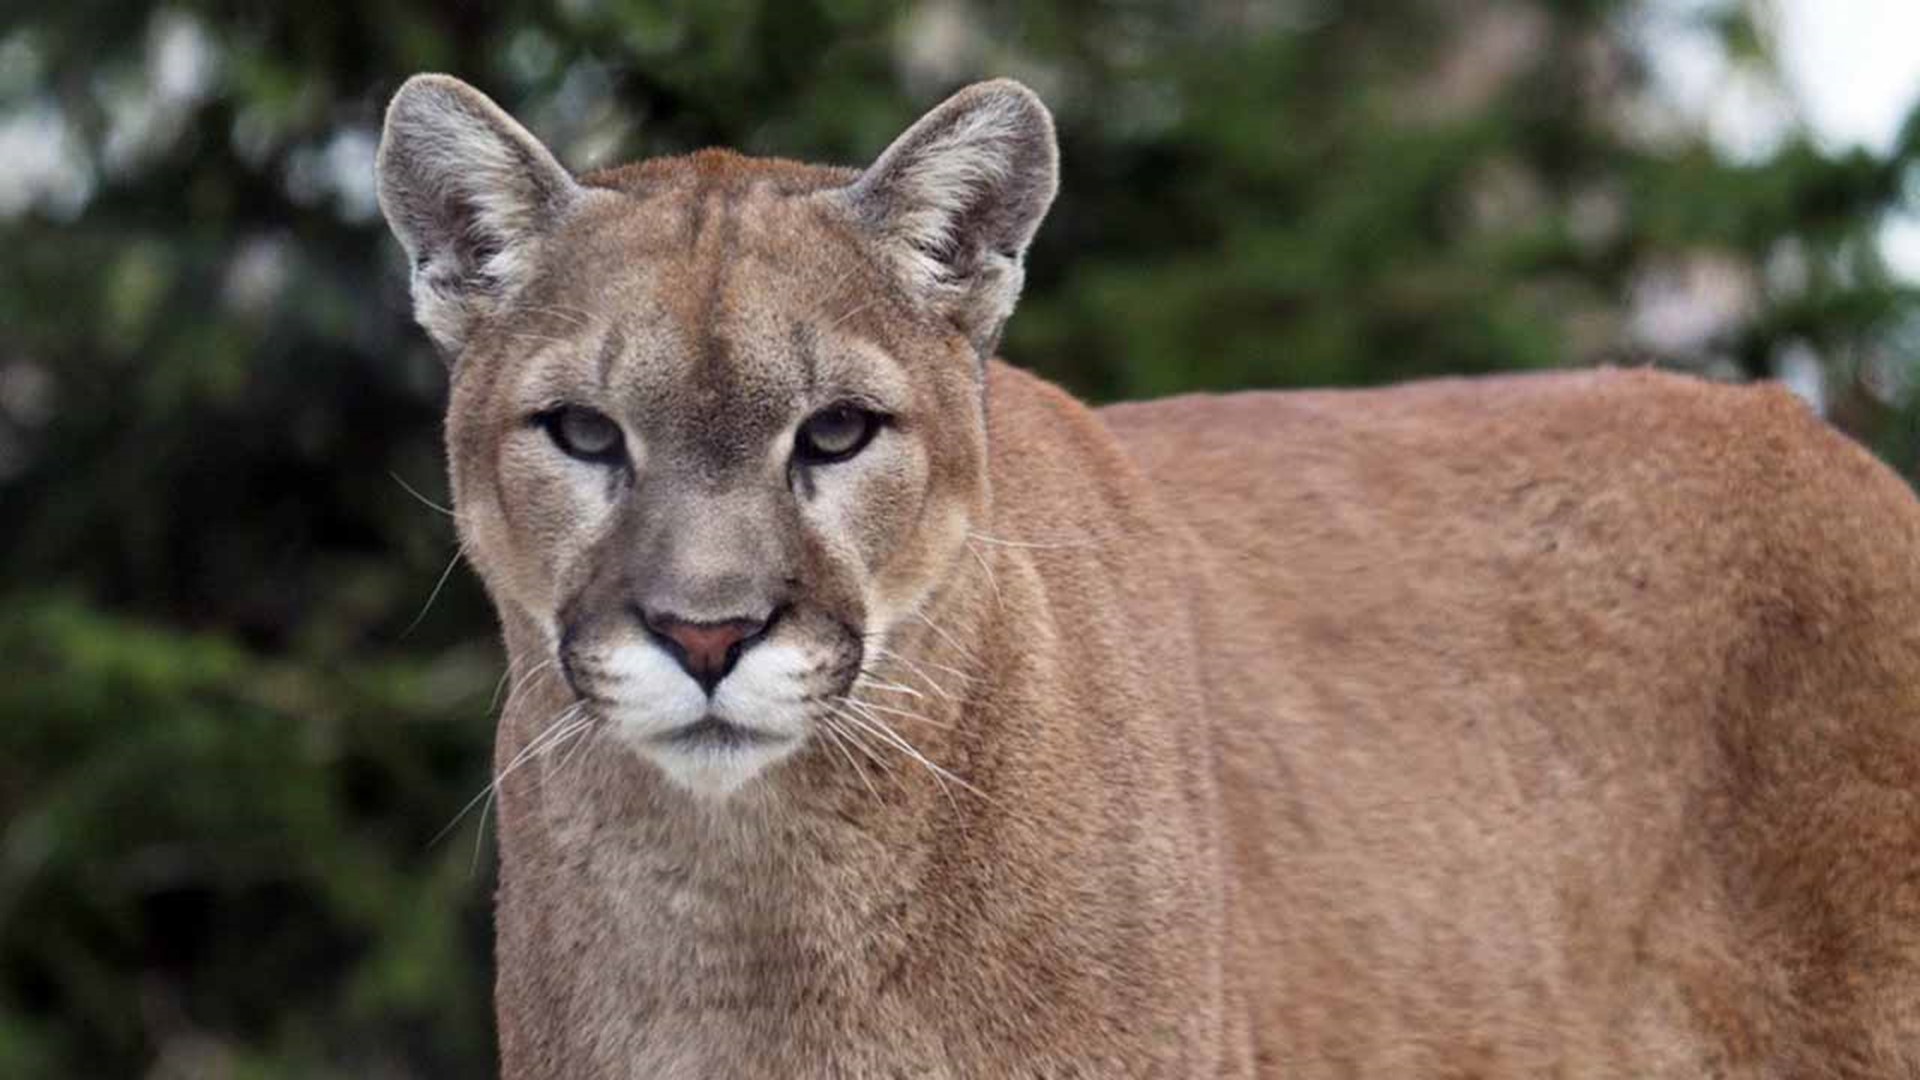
<box><xmin>380</xmin><ymin>77</ymin><xmax>1920</xmax><ymax>1077</ymax></box>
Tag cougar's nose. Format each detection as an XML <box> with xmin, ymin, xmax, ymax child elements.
<box><xmin>638</xmin><ymin>608</ymin><xmax>774</xmax><ymax>694</ymax></box>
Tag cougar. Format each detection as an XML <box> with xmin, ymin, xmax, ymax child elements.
<box><xmin>377</xmin><ymin>73</ymin><xmax>1920</xmax><ymax>1077</ymax></box>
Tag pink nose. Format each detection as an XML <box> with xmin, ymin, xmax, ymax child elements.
<box><xmin>641</xmin><ymin>611</ymin><xmax>769</xmax><ymax>693</ymax></box>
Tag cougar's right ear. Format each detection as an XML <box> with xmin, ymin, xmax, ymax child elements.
<box><xmin>376</xmin><ymin>74</ymin><xmax>581</xmax><ymax>358</ymax></box>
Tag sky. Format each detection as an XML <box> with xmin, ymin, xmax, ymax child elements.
<box><xmin>1776</xmin><ymin>0</ymin><xmax>1920</xmax><ymax>277</ymax></box>
<box><xmin>1775</xmin><ymin>0</ymin><xmax>1920</xmax><ymax>155</ymax></box>
<box><xmin>1649</xmin><ymin>0</ymin><xmax>1920</xmax><ymax>278</ymax></box>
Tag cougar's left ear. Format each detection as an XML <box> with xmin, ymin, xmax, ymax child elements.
<box><xmin>834</xmin><ymin>79</ymin><xmax>1059</xmax><ymax>358</ymax></box>
<box><xmin>376</xmin><ymin>74</ymin><xmax>582</xmax><ymax>358</ymax></box>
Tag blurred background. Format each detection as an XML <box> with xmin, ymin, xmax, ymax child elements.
<box><xmin>1</xmin><ymin>0</ymin><xmax>1916</xmax><ymax>1075</ymax></box>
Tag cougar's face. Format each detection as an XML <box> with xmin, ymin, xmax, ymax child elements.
<box><xmin>379</xmin><ymin>75</ymin><xmax>1053</xmax><ymax>794</ymax></box>
<box><xmin>447</xmin><ymin>187</ymin><xmax>985</xmax><ymax>795</ymax></box>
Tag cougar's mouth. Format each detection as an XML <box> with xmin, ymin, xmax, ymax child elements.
<box><xmin>655</xmin><ymin>715</ymin><xmax>793</xmax><ymax>749</ymax></box>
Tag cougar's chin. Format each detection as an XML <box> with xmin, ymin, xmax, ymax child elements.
<box><xmin>597</xmin><ymin>639</ymin><xmax>819</xmax><ymax>798</ymax></box>
<box><xmin>630</xmin><ymin>723</ymin><xmax>805</xmax><ymax>798</ymax></box>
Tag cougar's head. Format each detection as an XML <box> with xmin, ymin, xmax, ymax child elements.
<box><xmin>376</xmin><ymin>75</ymin><xmax>1056</xmax><ymax>795</ymax></box>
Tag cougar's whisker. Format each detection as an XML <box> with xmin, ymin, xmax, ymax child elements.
<box><xmin>852</xmin><ymin>671</ymin><xmax>926</xmax><ymax>699</ymax></box>
<box><xmin>522</xmin><ymin>302</ymin><xmax>592</xmax><ymax>328</ymax></box>
<box><xmin>548</xmin><ymin>717</ymin><xmax>604</xmax><ymax>778</ymax></box>
<box><xmin>431</xmin><ymin>701</ymin><xmax>586</xmax><ymax>851</ymax></box>
<box><xmin>487</xmin><ymin>667</ymin><xmax>516</xmax><ymax>714</ymax></box>
<box><xmin>827</xmin><ymin>297</ymin><xmax>879</xmax><ymax>330</ymax></box>
<box><xmin>842</xmin><ymin>698</ymin><xmax>1000</xmax><ymax>811</ymax></box>
<box><xmin>390</xmin><ymin>470</ymin><xmax>456</xmax><ymax>518</ymax></box>
<box><xmin>828</xmin><ymin>702</ymin><xmax>975</xmax><ymax>814</ymax></box>
<box><xmin>966</xmin><ymin>540</ymin><xmax>1003</xmax><ymax>605</ymax></box>
<box><xmin>909</xmin><ymin>611</ymin><xmax>977</xmax><ymax>662</ymax></box>
<box><xmin>492</xmin><ymin>706</ymin><xmax>594</xmax><ymax>797</ymax></box>
<box><xmin>472</xmin><ymin>707</ymin><xmax>598</xmax><ymax>875</ymax></box>
<box><xmin>817</xmin><ymin>720</ymin><xmax>884</xmax><ymax>803</ymax></box>
<box><xmin>498</xmin><ymin>330</ymin><xmax>580</xmax><ymax>348</ymax></box>
<box><xmin>966</xmin><ymin>529</ymin><xmax>1105</xmax><ymax>550</ymax></box>
<box><xmin>401</xmin><ymin>542</ymin><xmax>468</xmax><ymax>639</ymax></box>
<box><xmin>496</xmin><ymin>657</ymin><xmax>558</xmax><ymax>713</ymax></box>
<box><xmin>870</xmin><ymin>642</ymin><xmax>972</xmax><ymax>679</ymax></box>
<box><xmin>868</xmin><ymin>646</ymin><xmax>973</xmax><ymax>699</ymax></box>
<box><xmin>488</xmin><ymin>654</ymin><xmax>557</xmax><ymax>716</ymax></box>
<box><xmin>474</xmin><ymin>708</ymin><xmax>596</xmax><ymax>860</ymax></box>
<box><xmin>840</xmin><ymin>713</ymin><xmax>960</xmax><ymax>818</ymax></box>
<box><xmin>832</xmin><ymin>711</ymin><xmax>894</xmax><ymax>770</ymax></box>
<box><xmin>842</xmin><ymin>694</ymin><xmax>954</xmax><ymax>730</ymax></box>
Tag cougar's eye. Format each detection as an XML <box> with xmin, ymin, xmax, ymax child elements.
<box><xmin>794</xmin><ymin>404</ymin><xmax>882</xmax><ymax>466</ymax></box>
<box><xmin>540</xmin><ymin>406</ymin><xmax>626</xmax><ymax>465</ymax></box>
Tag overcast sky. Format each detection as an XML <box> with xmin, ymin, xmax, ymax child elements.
<box><xmin>1778</xmin><ymin>0</ymin><xmax>1920</xmax><ymax>276</ymax></box>
<box><xmin>1651</xmin><ymin>0</ymin><xmax>1920</xmax><ymax>278</ymax></box>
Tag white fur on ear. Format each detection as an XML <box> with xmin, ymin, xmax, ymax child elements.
<box><xmin>838</xmin><ymin>80</ymin><xmax>1059</xmax><ymax>357</ymax></box>
<box><xmin>376</xmin><ymin>74</ymin><xmax>580</xmax><ymax>357</ymax></box>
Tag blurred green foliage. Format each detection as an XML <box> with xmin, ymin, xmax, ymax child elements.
<box><xmin>0</xmin><ymin>0</ymin><xmax>1914</xmax><ymax>1074</ymax></box>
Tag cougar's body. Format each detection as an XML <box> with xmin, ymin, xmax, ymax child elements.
<box><xmin>1111</xmin><ymin>367</ymin><xmax>1920</xmax><ymax>1075</ymax></box>
<box><xmin>378</xmin><ymin>74</ymin><xmax>1920</xmax><ymax>1076</ymax></box>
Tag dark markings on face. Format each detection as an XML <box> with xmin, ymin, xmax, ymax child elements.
<box><xmin>594</xmin><ymin>324</ymin><xmax>625</xmax><ymax>392</ymax></box>
<box><xmin>487</xmin><ymin>401</ymin><xmax>521</xmax><ymax>546</ymax></box>
<box><xmin>791</xmin><ymin>318</ymin><xmax>819</xmax><ymax>397</ymax></box>
<box><xmin>600</xmin><ymin>457</ymin><xmax>628</xmax><ymax>504</ymax></box>
<box><xmin>685</xmin><ymin>189</ymin><xmax>747</xmax><ymax>419</ymax></box>
<box><xmin>788</xmin><ymin>318</ymin><xmax>821</xmax><ymax>501</ymax></box>
<box><xmin>685</xmin><ymin>185</ymin><xmax>710</xmax><ymax>249</ymax></box>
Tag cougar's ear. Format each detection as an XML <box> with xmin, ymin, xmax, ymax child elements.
<box><xmin>376</xmin><ymin>74</ymin><xmax>581</xmax><ymax>357</ymax></box>
<box><xmin>835</xmin><ymin>79</ymin><xmax>1058</xmax><ymax>358</ymax></box>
